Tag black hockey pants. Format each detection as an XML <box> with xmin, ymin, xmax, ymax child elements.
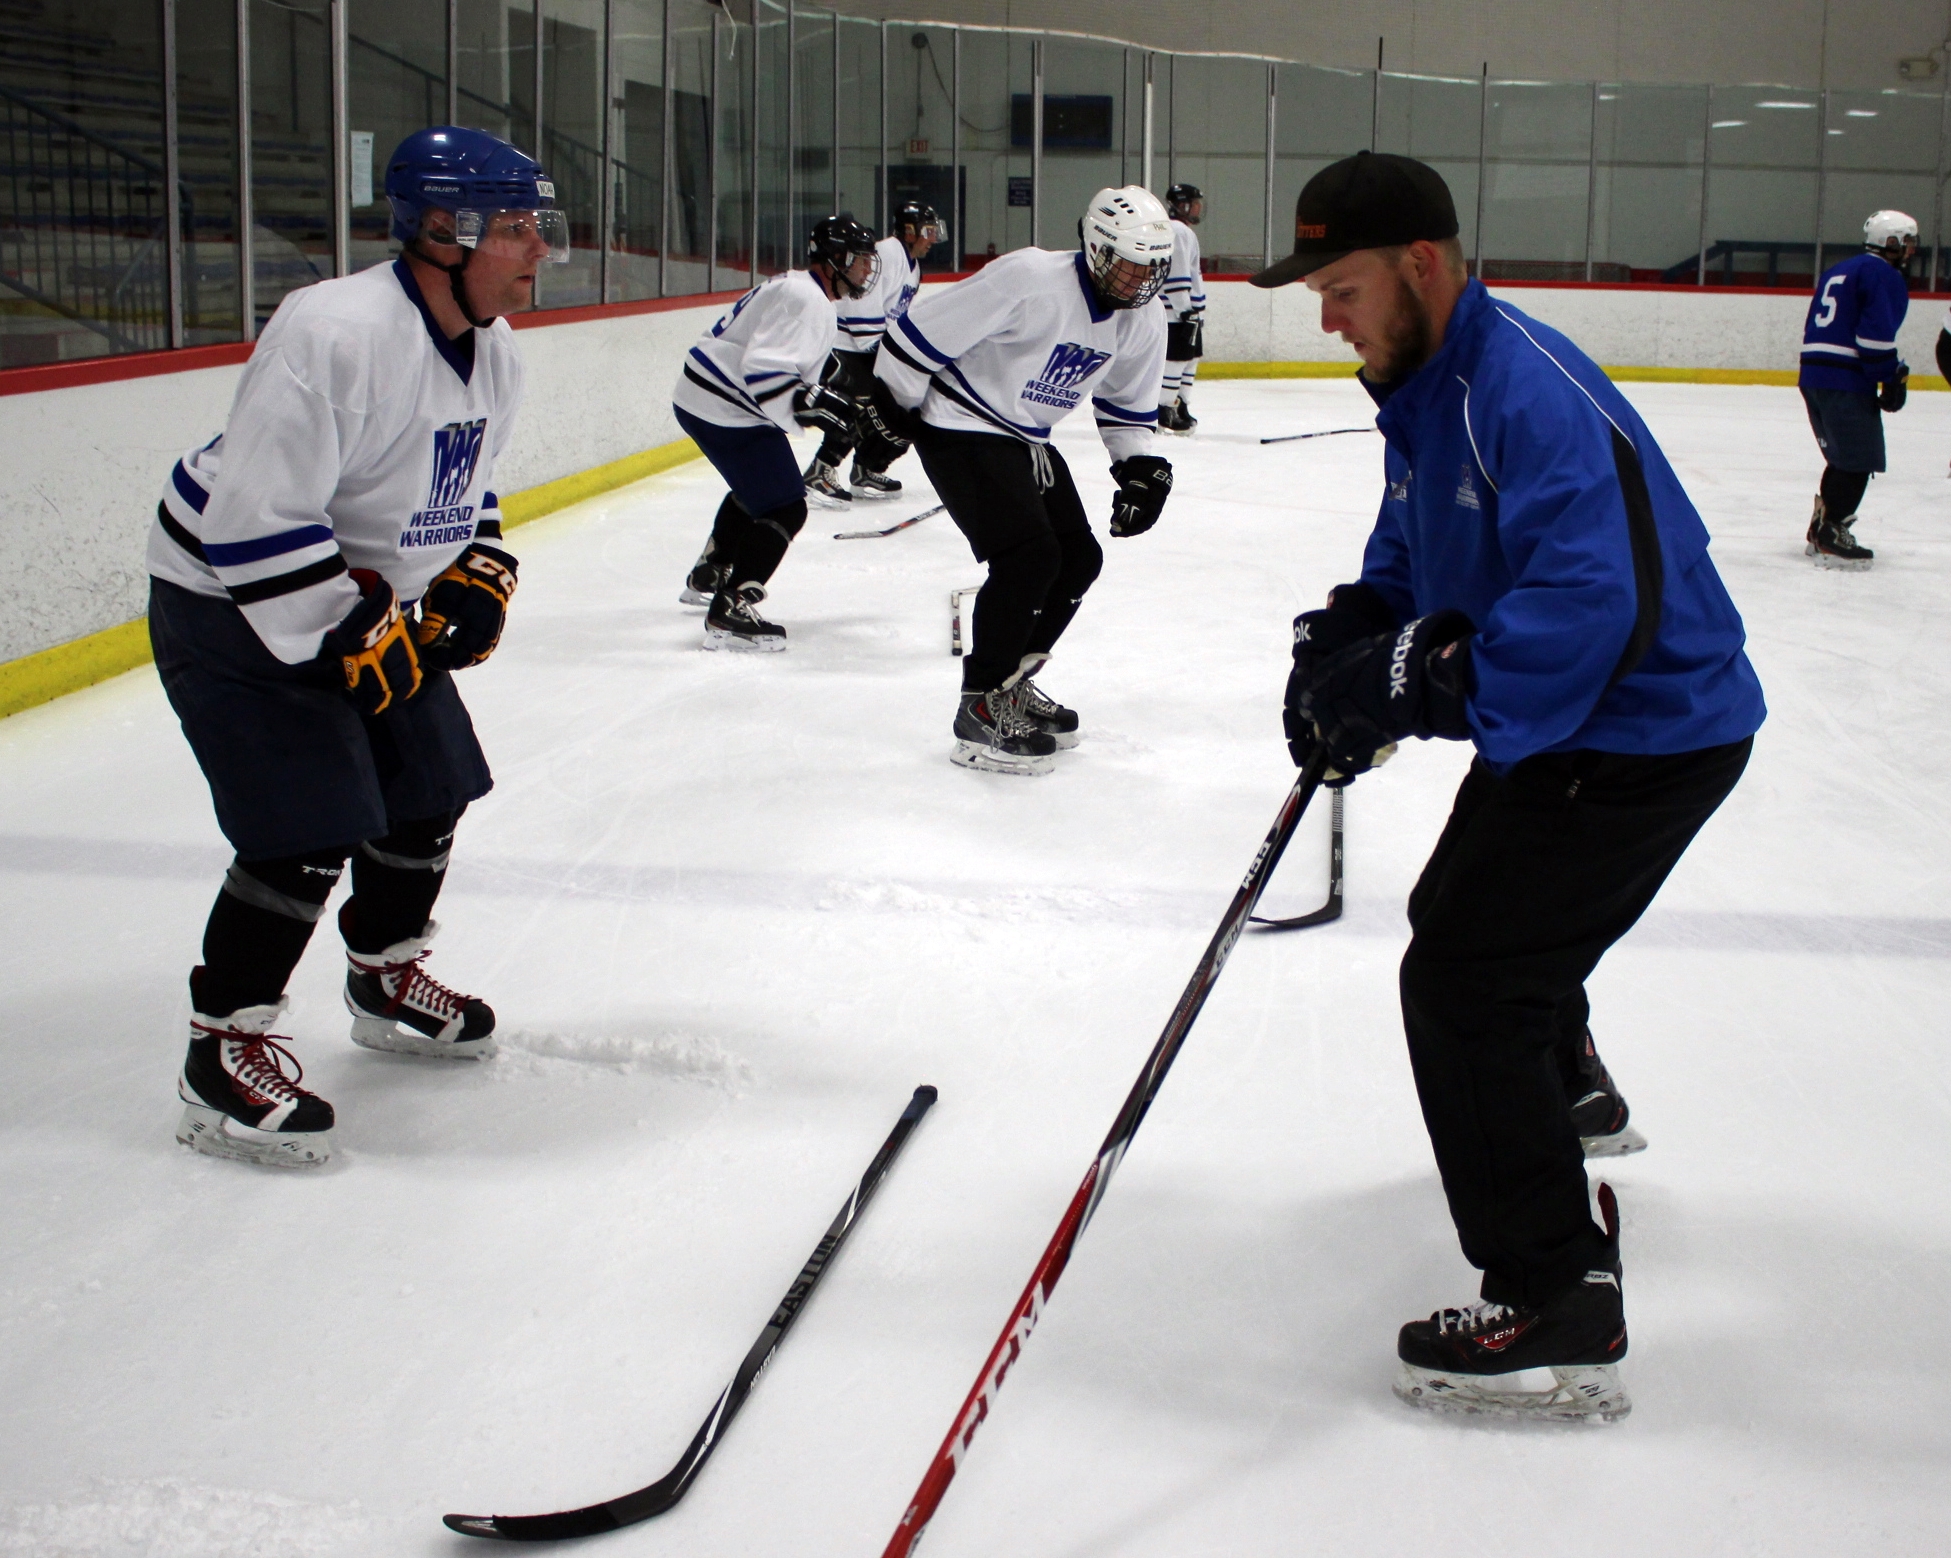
<box><xmin>914</xmin><ymin>427</ymin><xmax>1104</xmax><ymax>692</ymax></box>
<box><xmin>1400</xmin><ymin>737</ymin><xmax>1751</xmax><ymax>1308</ymax></box>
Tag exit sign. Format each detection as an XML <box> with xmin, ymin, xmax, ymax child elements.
<box><xmin>907</xmin><ymin>138</ymin><xmax>928</xmax><ymax>155</ymax></box>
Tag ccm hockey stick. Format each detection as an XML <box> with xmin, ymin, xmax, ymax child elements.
<box><xmin>834</xmin><ymin>503</ymin><xmax>945</xmax><ymax>540</ymax></box>
<box><xmin>444</xmin><ymin>1085</ymin><xmax>939</xmax><ymax>1543</ymax></box>
<box><xmin>1258</xmin><ymin>426</ymin><xmax>1373</xmax><ymax>445</ymax></box>
<box><xmin>1250</xmin><ymin>784</ymin><xmax>1343</xmax><ymax>930</ymax></box>
<box><xmin>881</xmin><ymin>757</ymin><xmax>1330</xmax><ymax>1558</ymax></box>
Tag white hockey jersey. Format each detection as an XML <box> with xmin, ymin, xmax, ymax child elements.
<box><xmin>147</xmin><ymin>260</ymin><xmax>525</xmax><ymax>666</ymax></box>
<box><xmin>874</xmin><ymin>248</ymin><xmax>1166</xmax><ymax>464</ymax></box>
<box><xmin>671</xmin><ymin>269</ymin><xmax>836</xmax><ymax>433</ymax></box>
<box><xmin>1161</xmin><ymin>219</ymin><xmax>1205</xmax><ymax>323</ymax></box>
<box><xmin>834</xmin><ymin>236</ymin><xmax>922</xmax><ymax>350</ymax></box>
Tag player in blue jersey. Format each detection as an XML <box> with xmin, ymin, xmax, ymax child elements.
<box><xmin>1798</xmin><ymin>209</ymin><xmax>1916</xmax><ymax>568</ymax></box>
<box><xmin>1252</xmin><ymin>153</ymin><xmax>1765</xmax><ymax>1422</ymax></box>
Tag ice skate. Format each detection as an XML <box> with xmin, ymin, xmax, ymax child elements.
<box><xmin>345</xmin><ymin>920</ymin><xmax>496</xmax><ymax>1058</ymax></box>
<box><xmin>1805</xmin><ymin>497</ymin><xmax>1872</xmax><ymax>570</ymax></box>
<box><xmin>803</xmin><ymin>459</ymin><xmax>853</xmax><ymax>508</ymax></box>
<box><xmin>705</xmin><ymin>581</ymin><xmax>788</xmax><ymax>652</ymax></box>
<box><xmin>849</xmin><ymin>461</ymin><xmax>902</xmax><ymax>499</ymax></box>
<box><xmin>680</xmin><ymin>554</ymin><xmax>728</xmax><ymax>608</ymax></box>
<box><xmin>1171</xmin><ymin>396</ymin><xmax>1197</xmax><ymax>434</ymax></box>
<box><xmin>1394</xmin><ymin>1186</ymin><xmax>1631</xmax><ymax>1424</ymax></box>
<box><xmin>1157</xmin><ymin>399</ymin><xmax>1189</xmax><ymax>435</ymax></box>
<box><xmin>952</xmin><ymin>683</ymin><xmax>1057</xmax><ymax>776</ymax></box>
<box><xmin>1566</xmin><ymin>1027</ymin><xmax>1647</xmax><ymax>1158</ymax></box>
<box><xmin>177</xmin><ymin>999</ymin><xmax>334</xmax><ymax>1167</ymax></box>
<box><xmin>1018</xmin><ymin>676</ymin><xmax>1080</xmax><ymax>750</ymax></box>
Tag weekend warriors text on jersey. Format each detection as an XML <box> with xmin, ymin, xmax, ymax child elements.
<box><xmin>673</xmin><ymin>268</ymin><xmax>838</xmax><ymax>433</ymax></box>
<box><xmin>148</xmin><ymin>260</ymin><xmax>524</xmax><ymax>665</ymax></box>
<box><xmin>874</xmin><ymin>248</ymin><xmax>1166</xmax><ymax>463</ymax></box>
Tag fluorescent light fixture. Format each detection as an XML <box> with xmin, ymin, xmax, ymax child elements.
<box><xmin>1844</xmin><ymin>109</ymin><xmax>1878</xmax><ymax>117</ymax></box>
<box><xmin>1711</xmin><ymin>120</ymin><xmax>1749</xmax><ymax>128</ymax></box>
<box><xmin>1755</xmin><ymin>100</ymin><xmax>1816</xmax><ymax>109</ymax></box>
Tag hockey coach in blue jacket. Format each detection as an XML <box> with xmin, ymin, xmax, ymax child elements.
<box><xmin>1252</xmin><ymin>153</ymin><xmax>1766</xmax><ymax>1423</ymax></box>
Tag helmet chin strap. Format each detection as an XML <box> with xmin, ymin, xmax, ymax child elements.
<box><xmin>410</xmin><ymin>238</ymin><xmax>497</xmax><ymax>329</ymax></box>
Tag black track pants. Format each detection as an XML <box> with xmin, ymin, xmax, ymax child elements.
<box><xmin>1400</xmin><ymin>737</ymin><xmax>1752</xmax><ymax>1307</ymax></box>
<box><xmin>914</xmin><ymin>427</ymin><xmax>1104</xmax><ymax>692</ymax></box>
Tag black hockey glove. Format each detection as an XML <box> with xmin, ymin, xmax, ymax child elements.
<box><xmin>867</xmin><ymin>378</ymin><xmax>924</xmax><ymax>444</ymax></box>
<box><xmin>792</xmin><ymin>382</ymin><xmax>855</xmax><ymax>438</ymax></box>
<box><xmin>1879</xmin><ymin>366</ymin><xmax>1908</xmax><ymax>413</ymax></box>
<box><xmin>1109</xmin><ymin>454</ymin><xmax>1173</xmax><ymax>537</ymax></box>
<box><xmin>322</xmin><ymin>572</ymin><xmax>422</xmax><ymax>716</ymax></box>
<box><xmin>414</xmin><ymin>542</ymin><xmax>519</xmax><ymax>669</ymax></box>
<box><xmin>1283</xmin><ymin>581</ymin><xmax>1400</xmax><ymax>776</ymax></box>
<box><xmin>855</xmin><ymin>391</ymin><xmax>914</xmax><ymax>469</ymax></box>
<box><xmin>1296</xmin><ymin>610</ymin><xmax>1476</xmax><ymax>781</ymax></box>
<box><xmin>1165</xmin><ymin>315</ymin><xmax>1205</xmax><ymax>361</ymax></box>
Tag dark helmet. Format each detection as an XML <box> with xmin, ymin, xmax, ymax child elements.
<box><xmin>807</xmin><ymin>215</ymin><xmax>881</xmax><ymax>298</ymax></box>
<box><xmin>895</xmin><ymin>200</ymin><xmax>947</xmax><ymax>246</ymax></box>
<box><xmin>385</xmin><ymin>126</ymin><xmax>559</xmax><ymax>246</ymax></box>
<box><xmin>1165</xmin><ymin>182</ymin><xmax>1204</xmax><ymax>224</ymax></box>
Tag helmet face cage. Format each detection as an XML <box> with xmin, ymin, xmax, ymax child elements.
<box><xmin>898</xmin><ymin>203</ymin><xmax>947</xmax><ymax>246</ymax></box>
<box><xmin>1089</xmin><ymin>247</ymin><xmax>1169</xmax><ymax>308</ymax></box>
<box><xmin>835</xmin><ymin>245</ymin><xmax>882</xmax><ymax>299</ymax></box>
<box><xmin>453</xmin><ymin>206</ymin><xmax>572</xmax><ymax>264</ymax></box>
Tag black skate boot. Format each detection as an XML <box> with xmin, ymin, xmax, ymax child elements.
<box><xmin>1563</xmin><ymin>1026</ymin><xmax>1646</xmax><ymax>1158</ymax></box>
<box><xmin>1018</xmin><ymin>675</ymin><xmax>1080</xmax><ymax>750</ymax></box>
<box><xmin>1394</xmin><ymin>1185</ymin><xmax>1631</xmax><ymax>1423</ymax></box>
<box><xmin>952</xmin><ymin>681</ymin><xmax>1057</xmax><ymax>777</ymax></box>
<box><xmin>1173</xmin><ymin>395</ymin><xmax>1197</xmax><ymax>434</ymax></box>
<box><xmin>1805</xmin><ymin>496</ymin><xmax>1873</xmax><ymax>570</ymax></box>
<box><xmin>177</xmin><ymin>998</ymin><xmax>334</xmax><ymax>1167</ymax></box>
<box><xmin>680</xmin><ymin>547</ymin><xmax>728</xmax><ymax>607</ymax></box>
<box><xmin>345</xmin><ymin>920</ymin><xmax>496</xmax><ymax>1058</ymax></box>
<box><xmin>803</xmin><ymin>458</ymin><xmax>852</xmax><ymax>509</ymax></box>
<box><xmin>848</xmin><ymin>460</ymin><xmax>902</xmax><ymax>499</ymax></box>
<box><xmin>705</xmin><ymin>581</ymin><xmax>788</xmax><ymax>652</ymax></box>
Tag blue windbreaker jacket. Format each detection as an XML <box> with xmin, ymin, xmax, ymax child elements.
<box><xmin>1356</xmin><ymin>281</ymin><xmax>1766</xmax><ymax>770</ymax></box>
<box><xmin>1798</xmin><ymin>252</ymin><xmax>1908</xmax><ymax>394</ymax></box>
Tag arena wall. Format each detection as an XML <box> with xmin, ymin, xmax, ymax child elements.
<box><xmin>2</xmin><ymin>278</ymin><xmax>1943</xmax><ymax>713</ymax></box>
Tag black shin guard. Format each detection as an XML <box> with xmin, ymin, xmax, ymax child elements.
<box><xmin>1023</xmin><ymin>528</ymin><xmax>1104</xmax><ymax>659</ymax></box>
<box><xmin>342</xmin><ymin>809</ymin><xmax>462</xmax><ymax>955</ymax></box>
<box><xmin>194</xmin><ymin>850</ymin><xmax>349</xmax><ymax>1016</ymax></box>
<box><xmin>729</xmin><ymin>497</ymin><xmax>807</xmax><ymax>588</ymax></box>
<box><xmin>1819</xmin><ymin>466</ymin><xmax>1871</xmax><ymax>519</ymax></box>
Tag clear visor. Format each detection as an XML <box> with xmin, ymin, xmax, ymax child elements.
<box><xmin>454</xmin><ymin>207</ymin><xmax>572</xmax><ymax>264</ymax></box>
<box><xmin>1092</xmin><ymin>249</ymin><xmax>1169</xmax><ymax>308</ymax></box>
<box><xmin>910</xmin><ymin>216</ymin><xmax>948</xmax><ymax>245</ymax></box>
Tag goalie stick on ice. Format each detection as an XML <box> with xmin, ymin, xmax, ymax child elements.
<box><xmin>443</xmin><ymin>1085</ymin><xmax>938</xmax><ymax>1543</ymax></box>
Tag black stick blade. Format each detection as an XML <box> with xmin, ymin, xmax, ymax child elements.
<box><xmin>1250</xmin><ymin>786</ymin><xmax>1344</xmax><ymax>931</ymax></box>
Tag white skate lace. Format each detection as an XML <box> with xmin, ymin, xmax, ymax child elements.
<box><xmin>988</xmin><ymin>683</ymin><xmax>1039</xmax><ymax>739</ymax></box>
<box><xmin>193</xmin><ymin>1027</ymin><xmax>312</xmax><ymax>1105</ymax></box>
<box><xmin>1435</xmin><ymin>1300</ymin><xmax>1519</xmax><ymax>1337</ymax></box>
<box><xmin>380</xmin><ymin>952</ymin><xmax>469</xmax><ymax>1021</ymax></box>
<box><xmin>1018</xmin><ymin>679</ymin><xmax>1062</xmax><ymax>719</ymax></box>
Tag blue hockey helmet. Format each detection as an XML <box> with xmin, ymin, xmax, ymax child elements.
<box><xmin>385</xmin><ymin>126</ymin><xmax>569</xmax><ymax>263</ymax></box>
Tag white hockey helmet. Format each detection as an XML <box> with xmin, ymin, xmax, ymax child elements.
<box><xmin>1081</xmin><ymin>186</ymin><xmax>1174</xmax><ymax>309</ymax></box>
<box><xmin>1864</xmin><ymin>209</ymin><xmax>1919</xmax><ymax>254</ymax></box>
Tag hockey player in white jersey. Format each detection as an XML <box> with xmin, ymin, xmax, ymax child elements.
<box><xmin>873</xmin><ymin>187</ymin><xmax>1174</xmax><ymax>775</ymax></box>
<box><xmin>804</xmin><ymin>200</ymin><xmax>946</xmax><ymax>504</ymax></box>
<box><xmin>148</xmin><ymin>126</ymin><xmax>566</xmax><ymax>1167</ymax></box>
<box><xmin>1158</xmin><ymin>183</ymin><xmax>1206</xmax><ymax>433</ymax></box>
<box><xmin>674</xmin><ymin>216</ymin><xmax>880</xmax><ymax>648</ymax></box>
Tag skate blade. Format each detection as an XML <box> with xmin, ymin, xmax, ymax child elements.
<box><xmin>1582</xmin><ymin>1124</ymin><xmax>1648</xmax><ymax>1158</ymax></box>
<box><xmin>1812</xmin><ymin>552</ymin><xmax>1872</xmax><ymax>571</ymax></box>
<box><xmin>803</xmin><ymin>487</ymin><xmax>852</xmax><ymax>510</ymax></box>
<box><xmin>848</xmin><ymin>485</ymin><xmax>901</xmax><ymax>500</ymax></box>
<box><xmin>678</xmin><ymin>586</ymin><xmax>712</xmax><ymax>607</ymax></box>
<box><xmin>951</xmin><ymin>740</ymin><xmax>1055</xmax><ymax>777</ymax></box>
<box><xmin>1393</xmin><ymin>1362</ymin><xmax>1631</xmax><ymax>1423</ymax></box>
<box><xmin>703</xmin><ymin>627</ymin><xmax>787</xmax><ymax>653</ymax></box>
<box><xmin>1050</xmin><ymin>730</ymin><xmax>1080</xmax><ymax>750</ymax></box>
<box><xmin>349</xmin><ymin>1015</ymin><xmax>497</xmax><ymax>1060</ymax></box>
<box><xmin>176</xmin><ymin>1103</ymin><xmax>331</xmax><ymax>1167</ymax></box>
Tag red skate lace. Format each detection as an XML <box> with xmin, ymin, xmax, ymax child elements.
<box><xmin>190</xmin><ymin>1026</ymin><xmax>311</xmax><ymax>1105</ymax></box>
<box><xmin>380</xmin><ymin>952</ymin><xmax>469</xmax><ymax>1021</ymax></box>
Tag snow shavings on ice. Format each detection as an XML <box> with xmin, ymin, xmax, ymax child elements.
<box><xmin>0</xmin><ymin>1478</ymin><xmax>367</xmax><ymax>1556</ymax></box>
<box><xmin>492</xmin><ymin>1028</ymin><xmax>754</xmax><ymax>1090</ymax></box>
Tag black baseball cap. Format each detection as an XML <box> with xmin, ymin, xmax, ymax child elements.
<box><xmin>1249</xmin><ymin>151</ymin><xmax>1459</xmax><ymax>288</ymax></box>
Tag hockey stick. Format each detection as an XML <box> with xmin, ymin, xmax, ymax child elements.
<box><xmin>1258</xmin><ymin>427</ymin><xmax>1373</xmax><ymax>445</ymax></box>
<box><xmin>834</xmin><ymin>503</ymin><xmax>945</xmax><ymax>540</ymax></box>
<box><xmin>950</xmin><ymin>585</ymin><xmax>980</xmax><ymax>657</ymax></box>
<box><xmin>881</xmin><ymin>757</ymin><xmax>1330</xmax><ymax>1558</ymax></box>
<box><xmin>1250</xmin><ymin>784</ymin><xmax>1343</xmax><ymax>931</ymax></box>
<box><xmin>444</xmin><ymin>1084</ymin><xmax>939</xmax><ymax>1543</ymax></box>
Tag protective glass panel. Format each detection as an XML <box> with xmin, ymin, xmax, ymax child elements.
<box><xmin>1479</xmin><ymin>81</ymin><xmax>1592</xmax><ymax>279</ymax></box>
<box><xmin>665</xmin><ymin>0</ymin><xmax>715</xmax><ymax>295</ymax></box>
<box><xmin>454</xmin><ymin>0</ymin><xmax>521</xmax><ymax>144</ymax></box>
<box><xmin>1703</xmin><ymin>88</ymin><xmax>1818</xmax><ymax>288</ymax></box>
<box><xmin>539</xmin><ymin>0</ymin><xmax>604</xmax><ymax>304</ymax></box>
<box><xmin>1166</xmin><ymin>55</ymin><xmax>1266</xmax><ymax>274</ymax></box>
<box><xmin>883</xmin><ymin>24</ymin><xmax>959</xmax><ymax>267</ymax></box>
<box><xmin>348</xmin><ymin>0</ymin><xmax>449</xmax><ymax>271</ymax></box>
<box><xmin>1376</xmin><ymin>72</ymin><xmax>1481</xmax><ymax>262</ymax></box>
<box><xmin>179</xmin><ymin>0</ymin><xmax>243</xmax><ymax>343</ymax></box>
<box><xmin>837</xmin><ymin>19</ymin><xmax>882</xmax><ymax>238</ymax></box>
<box><xmin>609</xmin><ymin>0</ymin><xmax>663</xmax><ymax>302</ymax></box>
<box><xmin>249</xmin><ymin>0</ymin><xmax>335</xmax><ymax>321</ymax></box>
<box><xmin>1272</xmin><ymin>63</ymin><xmax>1374</xmax><ymax>269</ymax></box>
<box><xmin>792</xmin><ymin>3</ymin><xmax>834</xmax><ymax>244</ymax></box>
<box><xmin>1823</xmin><ymin>89</ymin><xmax>1937</xmax><ymax>286</ymax></box>
<box><xmin>1040</xmin><ymin>38</ymin><xmax>1128</xmax><ymax>258</ymax></box>
<box><xmin>714</xmin><ymin>5</ymin><xmax>751</xmax><ymax>283</ymax></box>
<box><xmin>1591</xmin><ymin>83</ymin><xmax>1705</xmax><ymax>281</ymax></box>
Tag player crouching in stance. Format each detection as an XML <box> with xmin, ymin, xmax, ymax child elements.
<box><xmin>1256</xmin><ymin>153</ymin><xmax>1766</xmax><ymax>1418</ymax></box>
<box><xmin>1799</xmin><ymin>209</ymin><xmax>1915</xmax><ymax>568</ymax></box>
<box><xmin>149</xmin><ymin>127</ymin><xmax>564</xmax><ymax>1167</ymax></box>
<box><xmin>873</xmin><ymin>187</ymin><xmax>1173</xmax><ymax>775</ymax></box>
<box><xmin>674</xmin><ymin>217</ymin><xmax>880</xmax><ymax>649</ymax></box>
<box><xmin>804</xmin><ymin>200</ymin><xmax>945</xmax><ymax>505</ymax></box>
<box><xmin>1158</xmin><ymin>183</ymin><xmax>1206</xmax><ymax>434</ymax></box>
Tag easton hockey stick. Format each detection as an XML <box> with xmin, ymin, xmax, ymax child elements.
<box><xmin>1250</xmin><ymin>784</ymin><xmax>1343</xmax><ymax>930</ymax></box>
<box><xmin>1258</xmin><ymin>427</ymin><xmax>1374</xmax><ymax>445</ymax></box>
<box><xmin>444</xmin><ymin>1085</ymin><xmax>939</xmax><ymax>1543</ymax></box>
<box><xmin>881</xmin><ymin>757</ymin><xmax>1330</xmax><ymax>1558</ymax></box>
<box><xmin>834</xmin><ymin>503</ymin><xmax>946</xmax><ymax>540</ymax></box>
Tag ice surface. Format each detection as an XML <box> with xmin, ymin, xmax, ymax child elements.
<box><xmin>2</xmin><ymin>379</ymin><xmax>1948</xmax><ymax>1555</ymax></box>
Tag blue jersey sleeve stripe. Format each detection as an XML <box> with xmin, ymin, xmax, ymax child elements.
<box><xmin>171</xmin><ymin>461</ymin><xmax>212</xmax><ymax>515</ymax></box>
<box><xmin>1091</xmin><ymin>398</ymin><xmax>1158</xmax><ymax>425</ymax></box>
<box><xmin>203</xmin><ymin>525</ymin><xmax>336</xmax><ymax>568</ymax></box>
<box><xmin>895</xmin><ymin>313</ymin><xmax>952</xmax><ymax>366</ymax></box>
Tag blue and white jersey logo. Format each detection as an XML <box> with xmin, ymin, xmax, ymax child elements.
<box><xmin>1454</xmin><ymin>462</ymin><xmax>1481</xmax><ymax>512</ymax></box>
<box><xmin>1021</xmin><ymin>342</ymin><xmax>1111</xmax><ymax>410</ymax></box>
<box><xmin>402</xmin><ymin>418</ymin><xmax>487</xmax><ymax>550</ymax></box>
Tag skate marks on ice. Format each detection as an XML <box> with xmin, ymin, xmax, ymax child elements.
<box><xmin>0</xmin><ymin>1476</ymin><xmax>369</xmax><ymax>1557</ymax></box>
<box><xmin>491</xmin><ymin>1028</ymin><xmax>754</xmax><ymax>1091</ymax></box>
